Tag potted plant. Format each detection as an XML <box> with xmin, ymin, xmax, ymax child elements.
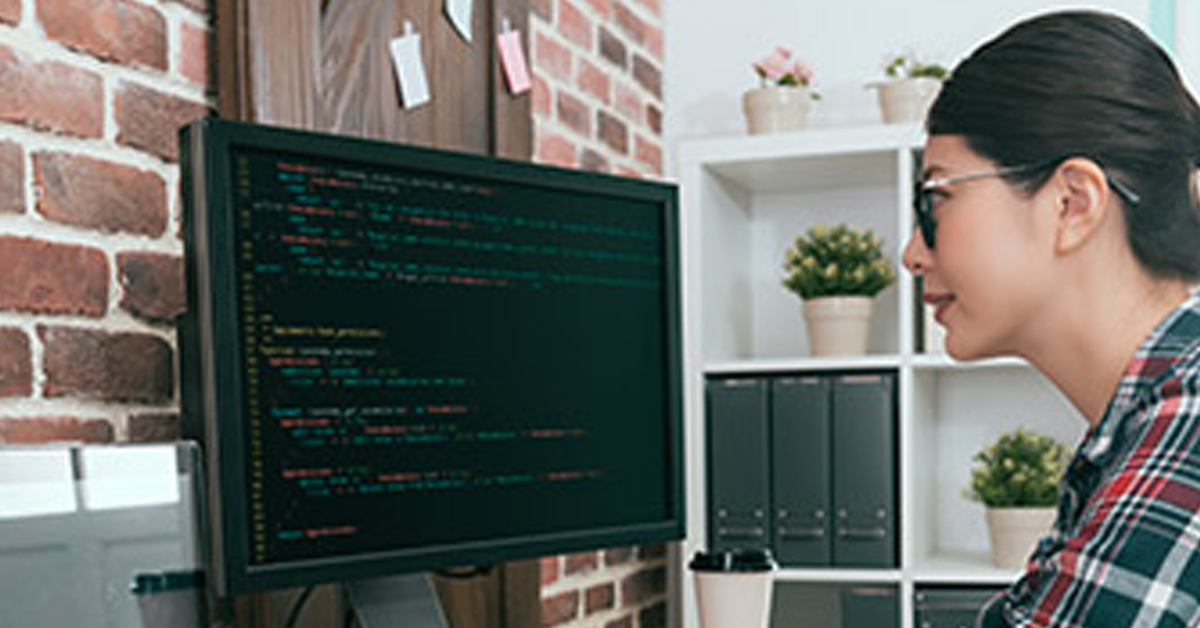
<box><xmin>870</xmin><ymin>53</ymin><xmax>948</xmax><ymax>124</ymax></box>
<box><xmin>966</xmin><ymin>428</ymin><xmax>1069</xmax><ymax>570</ymax></box>
<box><xmin>782</xmin><ymin>224</ymin><xmax>895</xmax><ymax>356</ymax></box>
<box><xmin>743</xmin><ymin>47</ymin><xmax>820</xmax><ymax>135</ymax></box>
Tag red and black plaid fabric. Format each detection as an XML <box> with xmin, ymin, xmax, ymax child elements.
<box><xmin>980</xmin><ymin>291</ymin><xmax>1200</xmax><ymax>627</ymax></box>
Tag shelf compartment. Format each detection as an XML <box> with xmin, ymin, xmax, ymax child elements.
<box><xmin>904</xmin><ymin>367</ymin><xmax>1085</xmax><ymax>574</ymax></box>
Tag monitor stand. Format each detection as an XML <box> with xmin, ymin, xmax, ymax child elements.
<box><xmin>347</xmin><ymin>573</ymin><xmax>449</xmax><ymax>628</ymax></box>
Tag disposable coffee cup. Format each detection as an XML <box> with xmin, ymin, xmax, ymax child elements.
<box><xmin>689</xmin><ymin>549</ymin><xmax>776</xmax><ymax>628</ymax></box>
<box><xmin>131</xmin><ymin>570</ymin><xmax>207</xmax><ymax>628</ymax></box>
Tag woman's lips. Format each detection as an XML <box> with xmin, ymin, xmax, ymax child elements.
<box><xmin>924</xmin><ymin>293</ymin><xmax>957</xmax><ymax>324</ymax></box>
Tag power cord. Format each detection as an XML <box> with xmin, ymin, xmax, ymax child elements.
<box><xmin>283</xmin><ymin>585</ymin><xmax>315</xmax><ymax>628</ymax></box>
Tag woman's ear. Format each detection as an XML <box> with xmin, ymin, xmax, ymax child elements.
<box><xmin>1051</xmin><ymin>158</ymin><xmax>1112</xmax><ymax>254</ymax></box>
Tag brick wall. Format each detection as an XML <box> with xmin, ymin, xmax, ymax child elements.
<box><xmin>0</xmin><ymin>0</ymin><xmax>671</xmax><ymax>624</ymax></box>
<box><xmin>0</xmin><ymin>0</ymin><xmax>210</xmax><ymax>445</ymax></box>
<box><xmin>530</xmin><ymin>1</ymin><xmax>669</xmax><ymax>626</ymax></box>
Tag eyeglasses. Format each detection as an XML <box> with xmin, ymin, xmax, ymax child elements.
<box><xmin>912</xmin><ymin>160</ymin><xmax>1141</xmax><ymax>250</ymax></box>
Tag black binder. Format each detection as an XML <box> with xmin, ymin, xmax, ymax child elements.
<box><xmin>842</xmin><ymin>586</ymin><xmax>900</xmax><ymax>628</ymax></box>
<box><xmin>707</xmin><ymin>377</ymin><xmax>771</xmax><ymax>551</ymax></box>
<box><xmin>771</xmin><ymin>376</ymin><xmax>831</xmax><ymax>566</ymax></box>
<box><xmin>831</xmin><ymin>374</ymin><xmax>897</xmax><ymax>567</ymax></box>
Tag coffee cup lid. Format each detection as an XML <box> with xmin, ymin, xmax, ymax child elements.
<box><xmin>689</xmin><ymin>549</ymin><xmax>776</xmax><ymax>573</ymax></box>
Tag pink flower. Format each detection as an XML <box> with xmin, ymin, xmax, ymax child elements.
<box><xmin>754</xmin><ymin>46</ymin><xmax>816</xmax><ymax>89</ymax></box>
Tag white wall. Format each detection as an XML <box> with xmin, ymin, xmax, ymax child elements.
<box><xmin>1179</xmin><ymin>0</ymin><xmax>1200</xmax><ymax>96</ymax></box>
<box><xmin>664</xmin><ymin>0</ymin><xmax>1150</xmax><ymax>144</ymax></box>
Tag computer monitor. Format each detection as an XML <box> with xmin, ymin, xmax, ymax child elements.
<box><xmin>178</xmin><ymin>119</ymin><xmax>684</xmax><ymax>597</ymax></box>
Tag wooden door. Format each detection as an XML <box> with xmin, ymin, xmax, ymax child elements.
<box><xmin>211</xmin><ymin>1</ymin><xmax>537</xmax><ymax>626</ymax></box>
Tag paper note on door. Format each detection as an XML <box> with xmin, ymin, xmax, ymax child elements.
<box><xmin>390</xmin><ymin>22</ymin><xmax>431</xmax><ymax>109</ymax></box>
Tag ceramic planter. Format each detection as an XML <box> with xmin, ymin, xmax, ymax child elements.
<box><xmin>874</xmin><ymin>77</ymin><xmax>941</xmax><ymax>124</ymax></box>
<box><xmin>742</xmin><ymin>86</ymin><xmax>812</xmax><ymax>135</ymax></box>
<box><xmin>802</xmin><ymin>296</ymin><xmax>873</xmax><ymax>357</ymax></box>
<box><xmin>984</xmin><ymin>506</ymin><xmax>1057</xmax><ymax>570</ymax></box>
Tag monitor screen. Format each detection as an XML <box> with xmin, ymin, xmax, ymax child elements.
<box><xmin>178</xmin><ymin>119</ymin><xmax>683</xmax><ymax>595</ymax></box>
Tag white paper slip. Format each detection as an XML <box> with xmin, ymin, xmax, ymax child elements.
<box><xmin>497</xmin><ymin>20</ymin><xmax>531</xmax><ymax>95</ymax></box>
<box><xmin>390</xmin><ymin>21</ymin><xmax>431</xmax><ymax>109</ymax></box>
<box><xmin>445</xmin><ymin>0</ymin><xmax>474</xmax><ymax>43</ymax></box>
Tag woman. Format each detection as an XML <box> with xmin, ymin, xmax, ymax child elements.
<box><xmin>903</xmin><ymin>10</ymin><xmax>1200</xmax><ymax>627</ymax></box>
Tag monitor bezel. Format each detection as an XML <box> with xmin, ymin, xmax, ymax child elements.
<box><xmin>180</xmin><ymin>119</ymin><xmax>684</xmax><ymax>595</ymax></box>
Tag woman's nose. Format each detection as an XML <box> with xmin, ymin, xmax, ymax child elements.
<box><xmin>902</xmin><ymin>226</ymin><xmax>932</xmax><ymax>275</ymax></box>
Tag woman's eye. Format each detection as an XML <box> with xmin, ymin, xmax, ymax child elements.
<box><xmin>928</xmin><ymin>189</ymin><xmax>950</xmax><ymax>210</ymax></box>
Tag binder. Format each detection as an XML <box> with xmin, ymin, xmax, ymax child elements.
<box><xmin>841</xmin><ymin>586</ymin><xmax>900</xmax><ymax>628</ymax></box>
<box><xmin>914</xmin><ymin>587</ymin><xmax>1004</xmax><ymax>628</ymax></box>
<box><xmin>707</xmin><ymin>377</ymin><xmax>771</xmax><ymax>552</ymax></box>
<box><xmin>771</xmin><ymin>376</ymin><xmax>831</xmax><ymax>566</ymax></box>
<box><xmin>831</xmin><ymin>374</ymin><xmax>896</xmax><ymax>567</ymax></box>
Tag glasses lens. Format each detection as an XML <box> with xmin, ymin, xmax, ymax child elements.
<box><xmin>913</xmin><ymin>179</ymin><xmax>936</xmax><ymax>249</ymax></box>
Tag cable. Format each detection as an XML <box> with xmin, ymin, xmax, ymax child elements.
<box><xmin>283</xmin><ymin>585</ymin><xmax>315</xmax><ymax>628</ymax></box>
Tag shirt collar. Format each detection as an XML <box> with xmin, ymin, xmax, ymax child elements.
<box><xmin>1079</xmin><ymin>288</ymin><xmax>1200</xmax><ymax>465</ymax></box>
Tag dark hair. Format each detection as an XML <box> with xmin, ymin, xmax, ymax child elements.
<box><xmin>927</xmin><ymin>10</ymin><xmax>1200</xmax><ymax>281</ymax></box>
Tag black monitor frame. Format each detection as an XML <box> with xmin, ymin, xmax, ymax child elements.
<box><xmin>178</xmin><ymin>118</ymin><xmax>684</xmax><ymax>595</ymax></box>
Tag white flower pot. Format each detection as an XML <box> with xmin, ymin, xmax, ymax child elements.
<box><xmin>985</xmin><ymin>507</ymin><xmax>1057</xmax><ymax>570</ymax></box>
<box><xmin>742</xmin><ymin>86</ymin><xmax>812</xmax><ymax>135</ymax></box>
<box><xmin>874</xmin><ymin>77</ymin><xmax>941</xmax><ymax>124</ymax></box>
<box><xmin>802</xmin><ymin>296</ymin><xmax>873</xmax><ymax>357</ymax></box>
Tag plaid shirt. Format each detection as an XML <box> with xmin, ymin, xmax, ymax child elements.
<box><xmin>980</xmin><ymin>290</ymin><xmax>1200</xmax><ymax>628</ymax></box>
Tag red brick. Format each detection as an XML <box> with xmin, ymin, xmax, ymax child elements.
<box><xmin>179</xmin><ymin>21</ymin><xmax>209</xmax><ymax>87</ymax></box>
<box><xmin>556</xmin><ymin>91</ymin><xmax>590</xmax><ymax>137</ymax></box>
<box><xmin>582</xmin><ymin>0</ymin><xmax>611</xmax><ymax>19</ymax></box>
<box><xmin>541</xmin><ymin>590</ymin><xmax>579</xmax><ymax>628</ymax></box>
<box><xmin>128</xmin><ymin>413</ymin><xmax>180</xmax><ymax>442</ymax></box>
<box><xmin>0</xmin><ymin>46</ymin><xmax>104</xmax><ymax>139</ymax></box>
<box><xmin>565</xmin><ymin>550</ymin><xmax>598</xmax><ymax>575</ymax></box>
<box><xmin>536</xmin><ymin>131</ymin><xmax>576</xmax><ymax>168</ymax></box>
<box><xmin>613</xmin><ymin>4</ymin><xmax>647</xmax><ymax>47</ymax></box>
<box><xmin>580</xmin><ymin>148</ymin><xmax>608</xmax><ymax>173</ymax></box>
<box><xmin>635</xmin><ymin>135</ymin><xmax>662</xmax><ymax>174</ymax></box>
<box><xmin>621</xmin><ymin>566</ymin><xmax>665</xmax><ymax>606</ymax></box>
<box><xmin>0</xmin><ymin>328</ymin><xmax>31</xmax><ymax>397</ymax></box>
<box><xmin>598</xmin><ymin>27</ymin><xmax>627</xmax><ymax>69</ymax></box>
<box><xmin>539</xmin><ymin>556</ymin><xmax>560</xmax><ymax>586</ymax></box>
<box><xmin>39</xmin><ymin>0</ymin><xmax>167</xmax><ymax>70</ymax></box>
<box><xmin>645</xmin><ymin>23</ymin><xmax>663</xmax><ymax>61</ymax></box>
<box><xmin>577</xmin><ymin>58</ymin><xmax>610</xmax><ymax>103</ymax></box>
<box><xmin>41</xmin><ymin>326</ymin><xmax>172</xmax><ymax>403</ymax></box>
<box><xmin>118</xmin><ymin>252</ymin><xmax>186</xmax><ymax>324</ymax></box>
<box><xmin>604</xmin><ymin>616</ymin><xmax>633</xmax><ymax>628</ymax></box>
<box><xmin>646</xmin><ymin>103</ymin><xmax>662</xmax><ymax>135</ymax></box>
<box><xmin>0</xmin><ymin>140</ymin><xmax>22</xmax><ymax>215</ymax></box>
<box><xmin>639</xmin><ymin>601</ymin><xmax>667</xmax><ymax>628</ymax></box>
<box><xmin>597</xmin><ymin>111</ymin><xmax>628</xmax><ymax>154</ymax></box>
<box><xmin>632</xmin><ymin>54</ymin><xmax>661</xmax><ymax>99</ymax></box>
<box><xmin>586</xmin><ymin>583</ymin><xmax>615</xmax><ymax>614</ymax></box>
<box><xmin>533</xmin><ymin>75</ymin><xmax>552</xmax><ymax>119</ymax></box>
<box><xmin>617</xmin><ymin>166</ymin><xmax>642</xmax><ymax>179</ymax></box>
<box><xmin>614</xmin><ymin>81</ymin><xmax>642</xmax><ymax>124</ymax></box>
<box><xmin>532</xmin><ymin>0</ymin><xmax>552</xmax><ymax>21</ymax></box>
<box><xmin>116</xmin><ymin>82</ymin><xmax>208</xmax><ymax>162</ymax></box>
<box><xmin>0</xmin><ymin>0</ymin><xmax>19</xmax><ymax>25</ymax></box>
<box><xmin>0</xmin><ymin>237</ymin><xmax>108</xmax><ymax>316</ymax></box>
<box><xmin>633</xmin><ymin>0</ymin><xmax>660</xmax><ymax>16</ymax></box>
<box><xmin>35</xmin><ymin>152</ymin><xmax>168</xmax><ymax>236</ymax></box>
<box><xmin>0</xmin><ymin>417</ymin><xmax>114</xmax><ymax>444</ymax></box>
<box><xmin>605</xmin><ymin>546</ymin><xmax>635</xmax><ymax>566</ymax></box>
<box><xmin>557</xmin><ymin>0</ymin><xmax>591</xmax><ymax>49</ymax></box>
<box><xmin>534</xmin><ymin>31</ymin><xmax>571</xmax><ymax>81</ymax></box>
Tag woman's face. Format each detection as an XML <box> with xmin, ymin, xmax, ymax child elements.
<box><xmin>903</xmin><ymin>135</ymin><xmax>1057</xmax><ymax>360</ymax></box>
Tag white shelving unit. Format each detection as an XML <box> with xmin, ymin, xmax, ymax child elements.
<box><xmin>674</xmin><ymin>125</ymin><xmax>1088</xmax><ymax>628</ymax></box>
